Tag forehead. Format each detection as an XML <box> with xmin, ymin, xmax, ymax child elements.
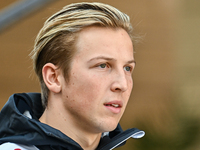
<box><xmin>74</xmin><ymin>26</ymin><xmax>134</xmax><ymax>58</ymax></box>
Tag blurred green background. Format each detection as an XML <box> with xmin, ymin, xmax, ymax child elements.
<box><xmin>0</xmin><ymin>0</ymin><xmax>200</xmax><ymax>149</ymax></box>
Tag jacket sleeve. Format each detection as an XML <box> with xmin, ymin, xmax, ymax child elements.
<box><xmin>0</xmin><ymin>142</ymin><xmax>39</xmax><ymax>150</ymax></box>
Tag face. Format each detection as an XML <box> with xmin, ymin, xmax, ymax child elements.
<box><xmin>60</xmin><ymin>26</ymin><xmax>135</xmax><ymax>134</ymax></box>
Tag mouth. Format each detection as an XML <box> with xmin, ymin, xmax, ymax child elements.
<box><xmin>104</xmin><ymin>103</ymin><xmax>121</xmax><ymax>108</ymax></box>
<box><xmin>104</xmin><ymin>101</ymin><xmax>123</xmax><ymax>114</ymax></box>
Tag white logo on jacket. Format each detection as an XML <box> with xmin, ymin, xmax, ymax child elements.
<box><xmin>0</xmin><ymin>142</ymin><xmax>39</xmax><ymax>150</ymax></box>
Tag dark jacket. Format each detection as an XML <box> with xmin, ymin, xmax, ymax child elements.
<box><xmin>0</xmin><ymin>93</ymin><xmax>144</xmax><ymax>150</ymax></box>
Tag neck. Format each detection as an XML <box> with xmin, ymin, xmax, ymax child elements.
<box><xmin>39</xmin><ymin>96</ymin><xmax>102</xmax><ymax>150</ymax></box>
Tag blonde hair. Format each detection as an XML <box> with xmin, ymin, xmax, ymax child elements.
<box><xmin>30</xmin><ymin>2</ymin><xmax>133</xmax><ymax>108</ymax></box>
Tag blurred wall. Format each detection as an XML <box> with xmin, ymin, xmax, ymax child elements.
<box><xmin>0</xmin><ymin>0</ymin><xmax>200</xmax><ymax>149</ymax></box>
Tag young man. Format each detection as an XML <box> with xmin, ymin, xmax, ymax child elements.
<box><xmin>0</xmin><ymin>2</ymin><xmax>144</xmax><ymax>150</ymax></box>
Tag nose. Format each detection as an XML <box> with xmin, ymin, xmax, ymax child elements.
<box><xmin>110</xmin><ymin>71</ymin><xmax>130</xmax><ymax>92</ymax></box>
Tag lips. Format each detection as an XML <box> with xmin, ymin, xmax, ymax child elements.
<box><xmin>104</xmin><ymin>101</ymin><xmax>123</xmax><ymax>114</ymax></box>
<box><xmin>105</xmin><ymin>104</ymin><xmax>120</xmax><ymax>108</ymax></box>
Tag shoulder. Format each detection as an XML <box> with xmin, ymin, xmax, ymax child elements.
<box><xmin>0</xmin><ymin>142</ymin><xmax>39</xmax><ymax>150</ymax></box>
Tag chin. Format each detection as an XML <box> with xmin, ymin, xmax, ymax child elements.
<box><xmin>101</xmin><ymin>120</ymin><xmax>119</xmax><ymax>132</ymax></box>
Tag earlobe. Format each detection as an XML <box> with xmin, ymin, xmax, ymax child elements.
<box><xmin>42</xmin><ymin>63</ymin><xmax>61</xmax><ymax>93</ymax></box>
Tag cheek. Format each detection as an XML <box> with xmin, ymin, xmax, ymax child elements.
<box><xmin>125</xmin><ymin>78</ymin><xmax>133</xmax><ymax>101</ymax></box>
<box><xmin>130</xmin><ymin>79</ymin><xmax>133</xmax><ymax>92</ymax></box>
<box><xmin>68</xmin><ymin>74</ymin><xmax>102</xmax><ymax>106</ymax></box>
<box><xmin>127</xmin><ymin>76</ymin><xmax>133</xmax><ymax>90</ymax></box>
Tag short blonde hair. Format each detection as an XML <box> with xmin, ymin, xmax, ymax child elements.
<box><xmin>30</xmin><ymin>2</ymin><xmax>133</xmax><ymax>108</ymax></box>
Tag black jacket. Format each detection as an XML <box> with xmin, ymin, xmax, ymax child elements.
<box><xmin>0</xmin><ymin>93</ymin><xmax>144</xmax><ymax>150</ymax></box>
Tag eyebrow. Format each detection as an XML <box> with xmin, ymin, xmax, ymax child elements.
<box><xmin>127</xmin><ymin>60</ymin><xmax>136</xmax><ymax>64</ymax></box>
<box><xmin>87</xmin><ymin>56</ymin><xmax>136</xmax><ymax>64</ymax></box>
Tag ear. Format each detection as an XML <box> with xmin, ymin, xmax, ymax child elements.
<box><xmin>42</xmin><ymin>63</ymin><xmax>62</xmax><ymax>93</ymax></box>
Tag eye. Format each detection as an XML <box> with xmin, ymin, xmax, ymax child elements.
<box><xmin>124</xmin><ymin>66</ymin><xmax>132</xmax><ymax>72</ymax></box>
<box><xmin>99</xmin><ymin>63</ymin><xmax>107</xmax><ymax>68</ymax></box>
